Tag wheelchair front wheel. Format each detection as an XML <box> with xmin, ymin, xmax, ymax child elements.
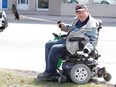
<box><xmin>70</xmin><ymin>64</ymin><xmax>91</xmax><ymax>84</ymax></box>
<box><xmin>58</xmin><ymin>75</ymin><xmax>67</xmax><ymax>84</ymax></box>
<box><xmin>103</xmin><ymin>72</ymin><xmax>112</xmax><ymax>81</ymax></box>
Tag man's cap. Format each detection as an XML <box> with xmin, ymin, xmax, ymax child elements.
<box><xmin>75</xmin><ymin>4</ymin><xmax>87</xmax><ymax>12</ymax></box>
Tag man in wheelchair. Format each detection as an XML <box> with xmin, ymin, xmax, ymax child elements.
<box><xmin>37</xmin><ymin>4</ymin><xmax>111</xmax><ymax>83</ymax></box>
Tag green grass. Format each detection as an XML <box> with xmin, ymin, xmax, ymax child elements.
<box><xmin>0</xmin><ymin>69</ymin><xmax>111</xmax><ymax>87</ymax></box>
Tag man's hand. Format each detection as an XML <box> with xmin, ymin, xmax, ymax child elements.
<box><xmin>57</xmin><ymin>21</ymin><xmax>65</xmax><ymax>29</ymax></box>
<box><xmin>57</xmin><ymin>21</ymin><xmax>62</xmax><ymax>28</ymax></box>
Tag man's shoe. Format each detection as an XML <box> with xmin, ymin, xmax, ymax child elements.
<box><xmin>37</xmin><ymin>72</ymin><xmax>50</xmax><ymax>80</ymax></box>
<box><xmin>47</xmin><ymin>74</ymin><xmax>59</xmax><ymax>81</ymax></box>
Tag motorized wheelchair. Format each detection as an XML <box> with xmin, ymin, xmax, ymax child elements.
<box><xmin>51</xmin><ymin>20</ymin><xmax>111</xmax><ymax>84</ymax></box>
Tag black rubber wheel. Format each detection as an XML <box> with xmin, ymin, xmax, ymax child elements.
<box><xmin>75</xmin><ymin>0</ymin><xmax>79</xmax><ymax>3</ymax></box>
<box><xmin>97</xmin><ymin>68</ymin><xmax>104</xmax><ymax>77</ymax></box>
<box><xmin>58</xmin><ymin>75</ymin><xmax>67</xmax><ymax>84</ymax></box>
<box><xmin>103</xmin><ymin>72</ymin><xmax>112</xmax><ymax>81</ymax></box>
<box><xmin>101</xmin><ymin>1</ymin><xmax>109</xmax><ymax>4</ymax></box>
<box><xmin>70</xmin><ymin>64</ymin><xmax>91</xmax><ymax>84</ymax></box>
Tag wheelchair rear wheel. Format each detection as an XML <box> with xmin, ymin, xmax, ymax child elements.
<box><xmin>70</xmin><ymin>64</ymin><xmax>91</xmax><ymax>84</ymax></box>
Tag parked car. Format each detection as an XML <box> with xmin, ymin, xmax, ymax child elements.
<box><xmin>65</xmin><ymin>0</ymin><xmax>88</xmax><ymax>4</ymax></box>
<box><xmin>65</xmin><ymin>0</ymin><xmax>116</xmax><ymax>4</ymax></box>
<box><xmin>0</xmin><ymin>9</ymin><xmax>8</xmax><ymax>32</ymax></box>
<box><xmin>94</xmin><ymin>0</ymin><xmax>116</xmax><ymax>4</ymax></box>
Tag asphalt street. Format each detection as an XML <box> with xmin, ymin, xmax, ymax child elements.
<box><xmin>0</xmin><ymin>12</ymin><xmax>116</xmax><ymax>85</ymax></box>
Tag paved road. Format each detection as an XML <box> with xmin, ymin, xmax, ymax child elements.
<box><xmin>0</xmin><ymin>13</ymin><xmax>116</xmax><ymax>84</ymax></box>
<box><xmin>6</xmin><ymin>11</ymin><xmax>116</xmax><ymax>26</ymax></box>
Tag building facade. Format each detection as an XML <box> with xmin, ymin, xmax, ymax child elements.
<box><xmin>49</xmin><ymin>0</ymin><xmax>116</xmax><ymax>17</ymax></box>
<box><xmin>0</xmin><ymin>0</ymin><xmax>116</xmax><ymax>17</ymax></box>
<box><xmin>0</xmin><ymin>0</ymin><xmax>48</xmax><ymax>10</ymax></box>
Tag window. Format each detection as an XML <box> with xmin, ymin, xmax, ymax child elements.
<box><xmin>18</xmin><ymin>0</ymin><xmax>28</xmax><ymax>4</ymax></box>
<box><xmin>38</xmin><ymin>0</ymin><xmax>48</xmax><ymax>8</ymax></box>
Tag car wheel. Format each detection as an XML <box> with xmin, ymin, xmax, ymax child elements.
<box><xmin>1</xmin><ymin>15</ymin><xmax>8</xmax><ymax>30</ymax></box>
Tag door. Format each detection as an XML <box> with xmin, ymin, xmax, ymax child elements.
<box><xmin>2</xmin><ymin>0</ymin><xmax>8</xmax><ymax>8</ymax></box>
<box><xmin>17</xmin><ymin>0</ymin><xmax>29</xmax><ymax>10</ymax></box>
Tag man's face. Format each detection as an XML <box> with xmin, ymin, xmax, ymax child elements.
<box><xmin>75</xmin><ymin>9</ymin><xmax>88</xmax><ymax>22</ymax></box>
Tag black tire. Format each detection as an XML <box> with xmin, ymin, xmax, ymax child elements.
<box><xmin>101</xmin><ymin>1</ymin><xmax>109</xmax><ymax>4</ymax></box>
<box><xmin>58</xmin><ymin>75</ymin><xmax>67</xmax><ymax>84</ymax></box>
<box><xmin>70</xmin><ymin>64</ymin><xmax>91</xmax><ymax>84</ymax></box>
<box><xmin>74</xmin><ymin>0</ymin><xmax>78</xmax><ymax>3</ymax></box>
<box><xmin>103</xmin><ymin>73</ymin><xmax>112</xmax><ymax>81</ymax></box>
<box><xmin>97</xmin><ymin>68</ymin><xmax>104</xmax><ymax>77</ymax></box>
<box><xmin>2</xmin><ymin>15</ymin><xmax>8</xmax><ymax>28</ymax></box>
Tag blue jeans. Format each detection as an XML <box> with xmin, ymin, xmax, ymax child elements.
<box><xmin>44</xmin><ymin>39</ymin><xmax>66</xmax><ymax>76</ymax></box>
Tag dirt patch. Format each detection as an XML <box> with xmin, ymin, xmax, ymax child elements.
<box><xmin>89</xmin><ymin>79</ymin><xmax>115</xmax><ymax>87</ymax></box>
<box><xmin>0</xmin><ymin>68</ymin><xmax>115</xmax><ymax>87</ymax></box>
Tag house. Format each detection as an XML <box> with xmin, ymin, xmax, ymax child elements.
<box><xmin>0</xmin><ymin>0</ymin><xmax>116</xmax><ymax>17</ymax></box>
<box><xmin>0</xmin><ymin>0</ymin><xmax>48</xmax><ymax>10</ymax></box>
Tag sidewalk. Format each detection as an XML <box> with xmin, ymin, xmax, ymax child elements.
<box><xmin>6</xmin><ymin>10</ymin><xmax>116</xmax><ymax>25</ymax></box>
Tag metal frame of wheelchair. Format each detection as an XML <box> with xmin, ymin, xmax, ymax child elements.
<box><xmin>52</xmin><ymin>20</ymin><xmax>111</xmax><ymax>84</ymax></box>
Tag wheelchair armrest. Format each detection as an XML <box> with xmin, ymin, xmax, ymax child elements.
<box><xmin>69</xmin><ymin>37</ymin><xmax>85</xmax><ymax>42</ymax></box>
